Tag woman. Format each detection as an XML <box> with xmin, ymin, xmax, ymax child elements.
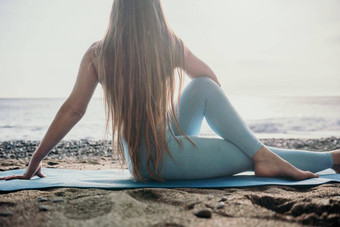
<box><xmin>1</xmin><ymin>0</ymin><xmax>339</xmax><ymax>182</ymax></box>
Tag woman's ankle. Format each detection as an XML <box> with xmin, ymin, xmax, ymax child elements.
<box><xmin>252</xmin><ymin>146</ymin><xmax>275</xmax><ymax>162</ymax></box>
<box><xmin>252</xmin><ymin>146</ymin><xmax>318</xmax><ymax>179</ymax></box>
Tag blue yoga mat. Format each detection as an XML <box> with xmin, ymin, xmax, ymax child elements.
<box><xmin>1</xmin><ymin>168</ymin><xmax>339</xmax><ymax>192</ymax></box>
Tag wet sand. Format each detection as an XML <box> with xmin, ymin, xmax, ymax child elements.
<box><xmin>1</xmin><ymin>138</ymin><xmax>340</xmax><ymax>227</ymax></box>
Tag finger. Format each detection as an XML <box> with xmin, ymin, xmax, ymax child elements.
<box><xmin>2</xmin><ymin>175</ymin><xmax>27</xmax><ymax>181</ymax></box>
<box><xmin>217</xmin><ymin>81</ymin><xmax>221</xmax><ymax>87</ymax></box>
<box><xmin>35</xmin><ymin>164</ymin><xmax>46</xmax><ymax>178</ymax></box>
<box><xmin>7</xmin><ymin>175</ymin><xmax>26</xmax><ymax>180</ymax></box>
<box><xmin>36</xmin><ymin>169</ymin><xmax>46</xmax><ymax>178</ymax></box>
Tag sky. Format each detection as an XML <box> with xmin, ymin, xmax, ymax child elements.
<box><xmin>0</xmin><ymin>0</ymin><xmax>339</xmax><ymax>98</ymax></box>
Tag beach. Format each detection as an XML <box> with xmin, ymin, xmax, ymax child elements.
<box><xmin>1</xmin><ymin>137</ymin><xmax>339</xmax><ymax>227</ymax></box>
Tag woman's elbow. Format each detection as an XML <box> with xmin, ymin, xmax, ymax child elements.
<box><xmin>59</xmin><ymin>103</ymin><xmax>86</xmax><ymax>118</ymax></box>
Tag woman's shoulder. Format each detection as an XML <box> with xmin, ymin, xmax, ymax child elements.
<box><xmin>79</xmin><ymin>41</ymin><xmax>101</xmax><ymax>81</ymax></box>
<box><xmin>86</xmin><ymin>41</ymin><xmax>100</xmax><ymax>58</ymax></box>
<box><xmin>90</xmin><ymin>40</ymin><xmax>100</xmax><ymax>49</ymax></box>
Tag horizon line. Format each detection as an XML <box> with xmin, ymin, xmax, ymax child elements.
<box><xmin>1</xmin><ymin>94</ymin><xmax>340</xmax><ymax>99</ymax></box>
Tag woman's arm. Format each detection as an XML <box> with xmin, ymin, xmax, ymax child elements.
<box><xmin>183</xmin><ymin>46</ymin><xmax>221</xmax><ymax>87</ymax></box>
<box><xmin>0</xmin><ymin>43</ymin><xmax>99</xmax><ymax>180</ymax></box>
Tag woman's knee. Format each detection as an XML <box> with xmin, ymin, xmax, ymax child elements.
<box><xmin>185</xmin><ymin>76</ymin><xmax>219</xmax><ymax>95</ymax></box>
<box><xmin>184</xmin><ymin>76</ymin><xmax>221</xmax><ymax>101</ymax></box>
<box><xmin>190</xmin><ymin>76</ymin><xmax>217</xmax><ymax>88</ymax></box>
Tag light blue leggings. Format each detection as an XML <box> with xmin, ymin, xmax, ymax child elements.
<box><xmin>124</xmin><ymin>76</ymin><xmax>334</xmax><ymax>180</ymax></box>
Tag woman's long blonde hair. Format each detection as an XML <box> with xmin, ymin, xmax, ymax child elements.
<box><xmin>94</xmin><ymin>0</ymin><xmax>194</xmax><ymax>181</ymax></box>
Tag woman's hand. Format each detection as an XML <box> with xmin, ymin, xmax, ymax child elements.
<box><xmin>0</xmin><ymin>162</ymin><xmax>46</xmax><ymax>181</ymax></box>
<box><xmin>183</xmin><ymin>46</ymin><xmax>222</xmax><ymax>87</ymax></box>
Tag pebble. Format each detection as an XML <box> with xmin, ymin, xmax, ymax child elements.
<box><xmin>37</xmin><ymin>197</ymin><xmax>48</xmax><ymax>202</ymax></box>
<box><xmin>194</xmin><ymin>209</ymin><xmax>212</xmax><ymax>218</ymax></box>
<box><xmin>215</xmin><ymin>201</ymin><xmax>225</xmax><ymax>209</ymax></box>
<box><xmin>0</xmin><ymin>166</ymin><xmax>19</xmax><ymax>171</ymax></box>
<box><xmin>0</xmin><ymin>212</ymin><xmax>13</xmax><ymax>217</ymax></box>
<box><xmin>219</xmin><ymin>196</ymin><xmax>227</xmax><ymax>202</ymax></box>
<box><xmin>51</xmin><ymin>198</ymin><xmax>64</xmax><ymax>203</ymax></box>
<box><xmin>47</xmin><ymin>161</ymin><xmax>59</xmax><ymax>166</ymax></box>
<box><xmin>0</xmin><ymin>140</ymin><xmax>114</xmax><ymax>160</ymax></box>
<box><xmin>1</xmin><ymin>138</ymin><xmax>339</xmax><ymax>160</ymax></box>
<box><xmin>39</xmin><ymin>205</ymin><xmax>51</xmax><ymax>211</ymax></box>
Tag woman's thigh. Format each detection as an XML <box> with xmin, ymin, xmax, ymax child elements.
<box><xmin>140</xmin><ymin>135</ymin><xmax>254</xmax><ymax>180</ymax></box>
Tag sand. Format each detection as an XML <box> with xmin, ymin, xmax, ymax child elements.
<box><xmin>1</xmin><ymin>138</ymin><xmax>340</xmax><ymax>227</ymax></box>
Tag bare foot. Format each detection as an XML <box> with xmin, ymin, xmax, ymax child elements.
<box><xmin>253</xmin><ymin>146</ymin><xmax>318</xmax><ymax>180</ymax></box>
<box><xmin>330</xmin><ymin>149</ymin><xmax>340</xmax><ymax>173</ymax></box>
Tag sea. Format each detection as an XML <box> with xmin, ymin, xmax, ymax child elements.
<box><xmin>0</xmin><ymin>96</ymin><xmax>340</xmax><ymax>141</ymax></box>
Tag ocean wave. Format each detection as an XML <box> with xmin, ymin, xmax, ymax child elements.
<box><xmin>248</xmin><ymin>117</ymin><xmax>340</xmax><ymax>134</ymax></box>
<box><xmin>0</xmin><ymin>125</ymin><xmax>15</xmax><ymax>129</ymax></box>
<box><xmin>1</xmin><ymin>97</ymin><xmax>340</xmax><ymax>140</ymax></box>
<box><xmin>249</xmin><ymin>123</ymin><xmax>281</xmax><ymax>133</ymax></box>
